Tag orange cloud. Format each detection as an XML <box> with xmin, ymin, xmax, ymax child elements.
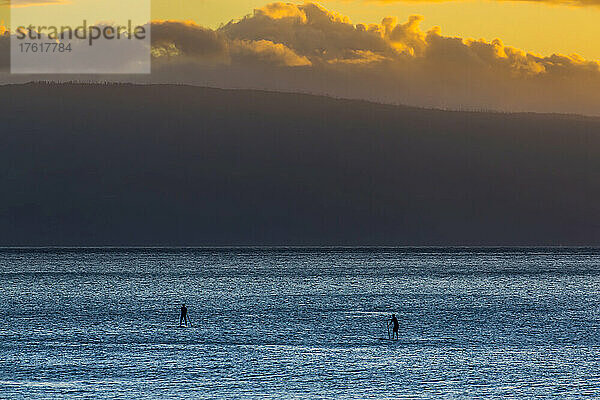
<box><xmin>215</xmin><ymin>2</ymin><xmax>598</xmax><ymax>75</ymax></box>
<box><xmin>232</xmin><ymin>39</ymin><xmax>312</xmax><ymax>67</ymax></box>
<box><xmin>147</xmin><ymin>2</ymin><xmax>600</xmax><ymax>115</ymax></box>
<box><xmin>255</xmin><ymin>2</ymin><xmax>309</xmax><ymax>22</ymax></box>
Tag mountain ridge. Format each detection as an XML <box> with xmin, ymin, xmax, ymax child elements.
<box><xmin>5</xmin><ymin>81</ymin><xmax>599</xmax><ymax>120</ymax></box>
<box><xmin>2</xmin><ymin>83</ymin><xmax>600</xmax><ymax>246</ymax></box>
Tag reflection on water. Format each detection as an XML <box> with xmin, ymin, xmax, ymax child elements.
<box><xmin>1</xmin><ymin>248</ymin><xmax>600</xmax><ymax>398</ymax></box>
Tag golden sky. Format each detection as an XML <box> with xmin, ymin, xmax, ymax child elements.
<box><xmin>156</xmin><ymin>0</ymin><xmax>600</xmax><ymax>60</ymax></box>
<box><xmin>2</xmin><ymin>0</ymin><xmax>600</xmax><ymax>60</ymax></box>
<box><xmin>2</xmin><ymin>0</ymin><xmax>599</xmax><ymax>115</ymax></box>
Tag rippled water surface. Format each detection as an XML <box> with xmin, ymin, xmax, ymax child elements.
<box><xmin>2</xmin><ymin>248</ymin><xmax>600</xmax><ymax>399</ymax></box>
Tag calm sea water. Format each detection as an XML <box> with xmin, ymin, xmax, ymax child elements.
<box><xmin>1</xmin><ymin>248</ymin><xmax>600</xmax><ymax>399</ymax></box>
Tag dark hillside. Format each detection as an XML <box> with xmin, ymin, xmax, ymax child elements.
<box><xmin>1</xmin><ymin>83</ymin><xmax>600</xmax><ymax>245</ymax></box>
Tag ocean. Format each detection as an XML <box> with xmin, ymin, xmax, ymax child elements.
<box><xmin>1</xmin><ymin>248</ymin><xmax>600</xmax><ymax>399</ymax></box>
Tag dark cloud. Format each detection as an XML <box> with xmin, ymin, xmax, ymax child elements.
<box><xmin>150</xmin><ymin>19</ymin><xmax>309</xmax><ymax>67</ymax></box>
<box><xmin>151</xmin><ymin>20</ymin><xmax>229</xmax><ymax>63</ymax></box>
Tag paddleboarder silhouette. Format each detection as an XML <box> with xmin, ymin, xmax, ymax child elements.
<box><xmin>387</xmin><ymin>314</ymin><xmax>399</xmax><ymax>340</ymax></box>
<box><xmin>179</xmin><ymin>304</ymin><xmax>190</xmax><ymax>327</ymax></box>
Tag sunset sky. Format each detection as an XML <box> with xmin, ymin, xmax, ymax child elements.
<box><xmin>158</xmin><ymin>0</ymin><xmax>600</xmax><ymax>60</ymax></box>
<box><xmin>1</xmin><ymin>0</ymin><xmax>599</xmax><ymax>115</ymax></box>
<box><xmin>3</xmin><ymin>0</ymin><xmax>600</xmax><ymax>59</ymax></box>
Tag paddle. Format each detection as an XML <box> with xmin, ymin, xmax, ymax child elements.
<box><xmin>386</xmin><ymin>320</ymin><xmax>390</xmax><ymax>339</ymax></box>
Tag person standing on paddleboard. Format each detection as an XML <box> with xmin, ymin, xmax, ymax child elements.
<box><xmin>388</xmin><ymin>314</ymin><xmax>399</xmax><ymax>340</ymax></box>
<box><xmin>179</xmin><ymin>304</ymin><xmax>188</xmax><ymax>327</ymax></box>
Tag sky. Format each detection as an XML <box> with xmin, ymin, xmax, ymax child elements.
<box><xmin>3</xmin><ymin>0</ymin><xmax>600</xmax><ymax>60</ymax></box>
<box><xmin>154</xmin><ymin>0</ymin><xmax>600</xmax><ymax>61</ymax></box>
<box><xmin>1</xmin><ymin>0</ymin><xmax>599</xmax><ymax>115</ymax></box>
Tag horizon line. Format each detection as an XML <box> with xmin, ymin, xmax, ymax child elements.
<box><xmin>1</xmin><ymin>246</ymin><xmax>600</xmax><ymax>250</ymax></box>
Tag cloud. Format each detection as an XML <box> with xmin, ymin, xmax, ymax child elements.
<box><xmin>153</xmin><ymin>2</ymin><xmax>600</xmax><ymax>115</ymax></box>
<box><xmin>150</xmin><ymin>19</ymin><xmax>311</xmax><ymax>68</ymax></box>
<box><xmin>255</xmin><ymin>2</ymin><xmax>309</xmax><ymax>22</ymax></box>
<box><xmin>220</xmin><ymin>3</ymin><xmax>391</xmax><ymax>62</ymax></box>
<box><xmin>151</xmin><ymin>20</ymin><xmax>230</xmax><ymax>64</ymax></box>
<box><xmin>1</xmin><ymin>2</ymin><xmax>599</xmax><ymax>115</ymax></box>
<box><xmin>231</xmin><ymin>39</ymin><xmax>311</xmax><ymax>67</ymax></box>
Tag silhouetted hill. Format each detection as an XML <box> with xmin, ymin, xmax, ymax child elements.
<box><xmin>2</xmin><ymin>83</ymin><xmax>600</xmax><ymax>246</ymax></box>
